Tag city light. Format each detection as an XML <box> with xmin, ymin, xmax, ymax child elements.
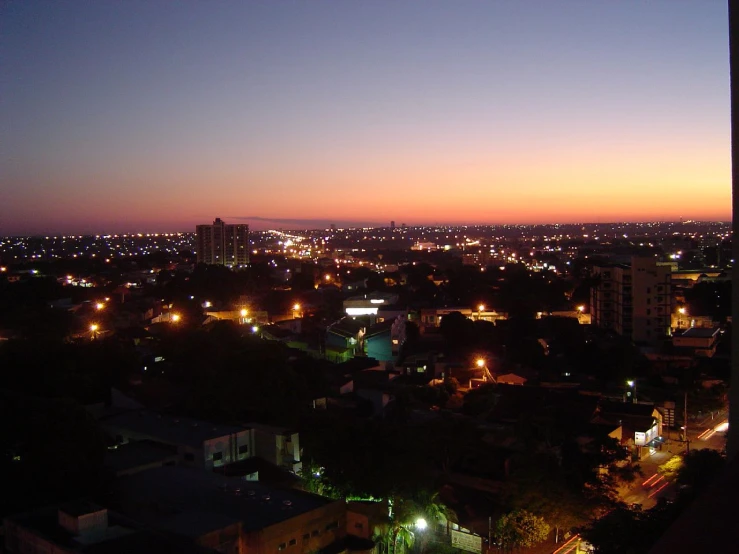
<box><xmin>577</xmin><ymin>305</ymin><xmax>585</xmax><ymax>313</ymax></box>
<box><xmin>95</xmin><ymin>302</ymin><xmax>105</xmax><ymax>310</ymax></box>
<box><xmin>240</xmin><ymin>309</ymin><xmax>248</xmax><ymax>317</ymax></box>
<box><xmin>171</xmin><ymin>314</ymin><xmax>181</xmax><ymax>323</ymax></box>
<box><xmin>415</xmin><ymin>518</ymin><xmax>428</xmax><ymax>531</ymax></box>
<box><xmin>476</xmin><ymin>358</ymin><xmax>485</xmax><ymax>368</ymax></box>
<box><xmin>89</xmin><ymin>324</ymin><xmax>99</xmax><ymax>332</ymax></box>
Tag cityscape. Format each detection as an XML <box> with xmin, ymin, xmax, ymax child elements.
<box><xmin>1</xmin><ymin>2</ymin><xmax>737</xmax><ymax>554</ymax></box>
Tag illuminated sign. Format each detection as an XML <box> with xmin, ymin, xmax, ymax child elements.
<box><xmin>346</xmin><ymin>307</ymin><xmax>378</xmax><ymax>316</ymax></box>
<box><xmin>451</xmin><ymin>530</ymin><xmax>482</xmax><ymax>554</ymax></box>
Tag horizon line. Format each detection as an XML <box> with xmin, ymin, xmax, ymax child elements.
<box><xmin>0</xmin><ymin>218</ymin><xmax>731</xmax><ymax>239</ymax></box>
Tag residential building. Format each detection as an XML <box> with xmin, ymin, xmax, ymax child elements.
<box><xmin>672</xmin><ymin>327</ymin><xmax>722</xmax><ymax>357</ymax></box>
<box><xmin>111</xmin><ymin>466</ymin><xmax>346</xmax><ymax>554</ymax></box>
<box><xmin>196</xmin><ymin>218</ymin><xmax>249</xmax><ymax>267</ymax></box>
<box><xmin>591</xmin><ymin>257</ymin><xmax>672</xmax><ymax>344</ymax></box>
<box><xmin>418</xmin><ymin>307</ymin><xmax>506</xmax><ymax>333</ymax></box>
<box><xmin>343</xmin><ymin>292</ymin><xmax>399</xmax><ymax>318</ymax></box>
<box><xmin>592</xmin><ymin>400</ymin><xmax>663</xmax><ymax>459</ymax></box>
<box><xmin>249</xmin><ymin>423</ymin><xmax>302</xmax><ymax>474</ymax></box>
<box><xmin>99</xmin><ymin>410</ymin><xmax>301</xmax><ymax>474</ymax></box>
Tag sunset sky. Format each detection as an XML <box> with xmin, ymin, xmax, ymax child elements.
<box><xmin>0</xmin><ymin>1</ymin><xmax>731</xmax><ymax>235</ymax></box>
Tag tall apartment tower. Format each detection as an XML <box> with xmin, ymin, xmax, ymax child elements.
<box><xmin>590</xmin><ymin>257</ymin><xmax>672</xmax><ymax>344</ymax></box>
<box><xmin>195</xmin><ymin>218</ymin><xmax>249</xmax><ymax>267</ymax></box>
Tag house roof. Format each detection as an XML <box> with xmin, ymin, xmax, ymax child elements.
<box><xmin>99</xmin><ymin>410</ymin><xmax>247</xmax><ymax>449</ymax></box>
<box><xmin>105</xmin><ymin>439</ymin><xmax>179</xmax><ymax>475</ymax></box>
<box><xmin>364</xmin><ymin>320</ymin><xmax>395</xmax><ymax>338</ymax></box>
<box><xmin>112</xmin><ymin>466</ymin><xmax>340</xmax><ymax>534</ymax></box>
<box><xmin>6</xmin><ymin>506</ymin><xmax>212</xmax><ymax>554</ymax></box>
<box><xmin>327</xmin><ymin>317</ymin><xmax>365</xmax><ymax>338</ymax></box>
<box><xmin>677</xmin><ymin>327</ymin><xmax>721</xmax><ymax>339</ymax></box>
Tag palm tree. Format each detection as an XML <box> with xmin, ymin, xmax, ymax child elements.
<box><xmin>373</xmin><ymin>492</ymin><xmax>457</xmax><ymax>554</ymax></box>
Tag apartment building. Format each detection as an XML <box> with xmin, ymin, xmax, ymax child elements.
<box><xmin>591</xmin><ymin>257</ymin><xmax>672</xmax><ymax>344</ymax></box>
<box><xmin>196</xmin><ymin>217</ymin><xmax>249</xmax><ymax>267</ymax></box>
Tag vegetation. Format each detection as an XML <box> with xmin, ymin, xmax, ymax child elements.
<box><xmin>494</xmin><ymin>509</ymin><xmax>550</xmax><ymax>551</ymax></box>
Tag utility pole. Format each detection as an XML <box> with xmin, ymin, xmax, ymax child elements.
<box><xmin>684</xmin><ymin>390</ymin><xmax>690</xmax><ymax>453</ymax></box>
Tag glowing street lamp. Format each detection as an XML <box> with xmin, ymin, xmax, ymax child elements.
<box><xmin>171</xmin><ymin>313</ymin><xmax>181</xmax><ymax>323</ymax></box>
<box><xmin>626</xmin><ymin>379</ymin><xmax>637</xmax><ymax>403</ymax></box>
<box><xmin>293</xmin><ymin>303</ymin><xmax>301</xmax><ymax>318</ymax></box>
<box><xmin>476</xmin><ymin>358</ymin><xmax>486</xmax><ymax>369</ymax></box>
<box><xmin>677</xmin><ymin>307</ymin><xmax>688</xmax><ymax>329</ymax></box>
<box><xmin>415</xmin><ymin>518</ymin><xmax>428</xmax><ymax>531</ymax></box>
<box><xmin>89</xmin><ymin>323</ymin><xmax>99</xmax><ymax>339</ymax></box>
<box><xmin>577</xmin><ymin>305</ymin><xmax>585</xmax><ymax>313</ymax></box>
<box><xmin>478</xmin><ymin>304</ymin><xmax>485</xmax><ymax>320</ymax></box>
<box><xmin>95</xmin><ymin>302</ymin><xmax>105</xmax><ymax>311</ymax></box>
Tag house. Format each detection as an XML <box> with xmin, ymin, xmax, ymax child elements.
<box><xmin>326</xmin><ymin>317</ymin><xmax>366</xmax><ymax>356</ymax></box>
<box><xmin>495</xmin><ymin>372</ymin><xmax>528</xmax><ymax>386</ymax></box>
<box><xmin>363</xmin><ymin>318</ymin><xmax>404</xmax><ymax>362</ymax></box>
<box><xmin>593</xmin><ymin>400</ymin><xmax>663</xmax><ymax>458</ymax></box>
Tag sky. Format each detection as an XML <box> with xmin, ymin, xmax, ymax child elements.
<box><xmin>0</xmin><ymin>1</ymin><xmax>731</xmax><ymax>235</ymax></box>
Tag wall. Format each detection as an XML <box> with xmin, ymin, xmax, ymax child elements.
<box><xmin>203</xmin><ymin>429</ymin><xmax>254</xmax><ymax>469</ymax></box>
<box><xmin>242</xmin><ymin>499</ymin><xmax>346</xmax><ymax>554</ymax></box>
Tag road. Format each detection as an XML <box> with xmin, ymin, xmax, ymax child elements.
<box><xmin>620</xmin><ymin>413</ymin><xmax>728</xmax><ymax>509</ymax></box>
<box><xmin>546</xmin><ymin>414</ymin><xmax>729</xmax><ymax>553</ymax></box>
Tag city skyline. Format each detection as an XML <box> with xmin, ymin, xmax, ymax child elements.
<box><xmin>1</xmin><ymin>1</ymin><xmax>731</xmax><ymax>235</ymax></box>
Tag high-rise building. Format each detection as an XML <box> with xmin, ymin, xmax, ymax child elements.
<box><xmin>590</xmin><ymin>257</ymin><xmax>672</xmax><ymax>344</ymax></box>
<box><xmin>195</xmin><ymin>218</ymin><xmax>249</xmax><ymax>267</ymax></box>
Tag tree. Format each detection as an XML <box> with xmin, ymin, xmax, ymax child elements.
<box><xmin>658</xmin><ymin>455</ymin><xmax>683</xmax><ymax>482</ymax></box>
<box><xmin>504</xmin><ymin>452</ymin><xmax>591</xmax><ymax>543</ymax></box>
<box><xmin>677</xmin><ymin>448</ymin><xmax>725</xmax><ymax>492</ymax></box>
<box><xmin>495</xmin><ymin>509</ymin><xmax>550</xmax><ymax>552</ymax></box>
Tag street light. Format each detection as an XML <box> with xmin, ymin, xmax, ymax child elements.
<box><xmin>293</xmin><ymin>303</ymin><xmax>301</xmax><ymax>318</ymax></box>
<box><xmin>577</xmin><ymin>305</ymin><xmax>585</xmax><ymax>313</ymax></box>
<box><xmin>240</xmin><ymin>308</ymin><xmax>248</xmax><ymax>324</ymax></box>
<box><xmin>171</xmin><ymin>313</ymin><xmax>181</xmax><ymax>323</ymax></box>
<box><xmin>478</xmin><ymin>304</ymin><xmax>485</xmax><ymax>321</ymax></box>
<box><xmin>626</xmin><ymin>379</ymin><xmax>637</xmax><ymax>403</ymax></box>
<box><xmin>90</xmin><ymin>324</ymin><xmax>99</xmax><ymax>340</ymax></box>
<box><xmin>677</xmin><ymin>307</ymin><xmax>687</xmax><ymax>330</ymax></box>
<box><xmin>95</xmin><ymin>302</ymin><xmax>105</xmax><ymax>311</ymax></box>
<box><xmin>476</xmin><ymin>358</ymin><xmax>485</xmax><ymax>369</ymax></box>
<box><xmin>415</xmin><ymin>518</ymin><xmax>428</xmax><ymax>531</ymax></box>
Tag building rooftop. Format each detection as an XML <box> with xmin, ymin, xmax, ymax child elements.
<box><xmin>677</xmin><ymin>327</ymin><xmax>721</xmax><ymax>339</ymax></box>
<box><xmin>99</xmin><ymin>410</ymin><xmax>246</xmax><ymax>449</ymax></box>
<box><xmin>6</xmin><ymin>506</ymin><xmax>212</xmax><ymax>554</ymax></box>
<box><xmin>112</xmin><ymin>466</ymin><xmax>339</xmax><ymax>534</ymax></box>
<box><xmin>104</xmin><ymin>439</ymin><xmax>179</xmax><ymax>475</ymax></box>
